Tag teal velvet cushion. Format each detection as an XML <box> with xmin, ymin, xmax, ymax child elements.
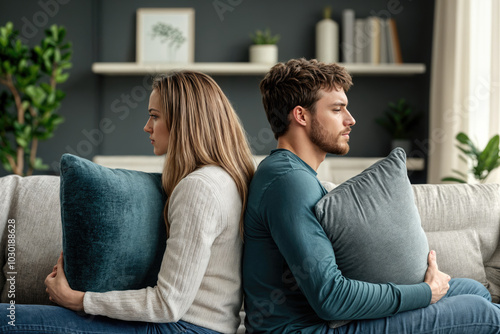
<box><xmin>315</xmin><ymin>148</ymin><xmax>429</xmax><ymax>284</ymax></box>
<box><xmin>60</xmin><ymin>154</ymin><xmax>166</xmax><ymax>292</ymax></box>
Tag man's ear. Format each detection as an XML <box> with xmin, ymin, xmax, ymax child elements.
<box><xmin>291</xmin><ymin>106</ymin><xmax>308</xmax><ymax>127</ymax></box>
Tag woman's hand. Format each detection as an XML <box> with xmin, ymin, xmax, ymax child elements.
<box><xmin>44</xmin><ymin>252</ymin><xmax>85</xmax><ymax>312</ymax></box>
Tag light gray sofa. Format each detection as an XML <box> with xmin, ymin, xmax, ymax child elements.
<box><xmin>1</xmin><ymin>174</ymin><xmax>500</xmax><ymax>333</ymax></box>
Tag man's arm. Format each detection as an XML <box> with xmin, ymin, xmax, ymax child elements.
<box><xmin>262</xmin><ymin>170</ymin><xmax>432</xmax><ymax>320</ymax></box>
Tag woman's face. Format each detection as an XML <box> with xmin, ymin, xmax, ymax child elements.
<box><xmin>144</xmin><ymin>89</ymin><xmax>169</xmax><ymax>156</ymax></box>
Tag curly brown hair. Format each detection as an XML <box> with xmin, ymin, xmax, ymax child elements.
<box><xmin>260</xmin><ymin>58</ymin><xmax>353</xmax><ymax>139</ymax></box>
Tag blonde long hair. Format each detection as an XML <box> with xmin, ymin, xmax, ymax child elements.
<box><xmin>152</xmin><ymin>71</ymin><xmax>255</xmax><ymax>238</ymax></box>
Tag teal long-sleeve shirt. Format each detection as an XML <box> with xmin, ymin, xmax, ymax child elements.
<box><xmin>242</xmin><ymin>149</ymin><xmax>432</xmax><ymax>333</ymax></box>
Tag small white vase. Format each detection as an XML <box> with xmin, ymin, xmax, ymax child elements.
<box><xmin>316</xmin><ymin>15</ymin><xmax>338</xmax><ymax>63</ymax></box>
<box><xmin>249</xmin><ymin>44</ymin><xmax>278</xmax><ymax>64</ymax></box>
<box><xmin>316</xmin><ymin>6</ymin><xmax>339</xmax><ymax>63</ymax></box>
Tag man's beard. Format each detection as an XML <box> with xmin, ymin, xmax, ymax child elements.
<box><xmin>309</xmin><ymin>116</ymin><xmax>350</xmax><ymax>156</ymax></box>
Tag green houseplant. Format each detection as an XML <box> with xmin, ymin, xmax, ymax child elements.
<box><xmin>0</xmin><ymin>22</ymin><xmax>72</xmax><ymax>176</ymax></box>
<box><xmin>249</xmin><ymin>28</ymin><xmax>280</xmax><ymax>64</ymax></box>
<box><xmin>441</xmin><ymin>132</ymin><xmax>500</xmax><ymax>183</ymax></box>
<box><xmin>249</xmin><ymin>28</ymin><xmax>280</xmax><ymax>45</ymax></box>
<box><xmin>375</xmin><ymin>98</ymin><xmax>420</xmax><ymax>153</ymax></box>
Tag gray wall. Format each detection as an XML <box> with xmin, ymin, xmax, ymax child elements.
<box><xmin>0</xmin><ymin>0</ymin><xmax>434</xmax><ymax>182</ymax></box>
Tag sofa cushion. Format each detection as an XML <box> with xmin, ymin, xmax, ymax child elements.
<box><xmin>0</xmin><ymin>175</ymin><xmax>62</xmax><ymax>305</ymax></box>
<box><xmin>413</xmin><ymin>183</ymin><xmax>500</xmax><ymax>302</ymax></box>
<box><xmin>60</xmin><ymin>154</ymin><xmax>167</xmax><ymax>292</ymax></box>
<box><xmin>315</xmin><ymin>148</ymin><xmax>429</xmax><ymax>284</ymax></box>
<box><xmin>485</xmin><ymin>250</ymin><xmax>500</xmax><ymax>303</ymax></box>
<box><xmin>426</xmin><ymin>230</ymin><xmax>487</xmax><ymax>285</ymax></box>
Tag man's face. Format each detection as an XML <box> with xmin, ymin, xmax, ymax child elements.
<box><xmin>307</xmin><ymin>87</ymin><xmax>355</xmax><ymax>156</ymax></box>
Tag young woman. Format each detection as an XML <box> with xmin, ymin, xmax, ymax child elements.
<box><xmin>1</xmin><ymin>71</ymin><xmax>255</xmax><ymax>333</ymax></box>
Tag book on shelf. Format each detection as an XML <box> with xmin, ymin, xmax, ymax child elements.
<box><xmin>367</xmin><ymin>17</ymin><xmax>381</xmax><ymax>64</ymax></box>
<box><xmin>354</xmin><ymin>18</ymin><xmax>365</xmax><ymax>63</ymax></box>
<box><xmin>379</xmin><ymin>19</ymin><xmax>388</xmax><ymax>63</ymax></box>
<box><xmin>388</xmin><ymin>18</ymin><xmax>403</xmax><ymax>64</ymax></box>
<box><xmin>342</xmin><ymin>9</ymin><xmax>403</xmax><ymax>64</ymax></box>
<box><xmin>341</xmin><ymin>9</ymin><xmax>355</xmax><ymax>63</ymax></box>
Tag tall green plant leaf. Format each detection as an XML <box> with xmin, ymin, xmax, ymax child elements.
<box><xmin>441</xmin><ymin>177</ymin><xmax>467</xmax><ymax>183</ymax></box>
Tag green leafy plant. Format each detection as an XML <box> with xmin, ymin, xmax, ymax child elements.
<box><xmin>441</xmin><ymin>132</ymin><xmax>500</xmax><ymax>183</ymax></box>
<box><xmin>375</xmin><ymin>98</ymin><xmax>420</xmax><ymax>140</ymax></box>
<box><xmin>0</xmin><ymin>22</ymin><xmax>72</xmax><ymax>176</ymax></box>
<box><xmin>250</xmin><ymin>28</ymin><xmax>280</xmax><ymax>45</ymax></box>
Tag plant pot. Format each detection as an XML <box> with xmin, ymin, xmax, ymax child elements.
<box><xmin>391</xmin><ymin>139</ymin><xmax>411</xmax><ymax>155</ymax></box>
<box><xmin>249</xmin><ymin>44</ymin><xmax>278</xmax><ymax>64</ymax></box>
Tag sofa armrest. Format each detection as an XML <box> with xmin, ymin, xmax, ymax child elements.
<box><xmin>0</xmin><ymin>175</ymin><xmax>62</xmax><ymax>305</ymax></box>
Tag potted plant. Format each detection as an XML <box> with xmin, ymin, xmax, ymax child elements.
<box><xmin>375</xmin><ymin>98</ymin><xmax>420</xmax><ymax>154</ymax></box>
<box><xmin>249</xmin><ymin>28</ymin><xmax>280</xmax><ymax>64</ymax></box>
<box><xmin>441</xmin><ymin>132</ymin><xmax>500</xmax><ymax>183</ymax></box>
<box><xmin>0</xmin><ymin>22</ymin><xmax>72</xmax><ymax>176</ymax></box>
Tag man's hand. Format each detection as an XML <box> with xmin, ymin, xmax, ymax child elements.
<box><xmin>45</xmin><ymin>252</ymin><xmax>85</xmax><ymax>312</ymax></box>
<box><xmin>424</xmin><ymin>250</ymin><xmax>451</xmax><ymax>304</ymax></box>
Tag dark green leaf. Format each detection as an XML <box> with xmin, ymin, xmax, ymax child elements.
<box><xmin>33</xmin><ymin>157</ymin><xmax>48</xmax><ymax>170</ymax></box>
<box><xmin>55</xmin><ymin>72</ymin><xmax>69</xmax><ymax>83</ymax></box>
<box><xmin>451</xmin><ymin>169</ymin><xmax>468</xmax><ymax>179</ymax></box>
<box><xmin>479</xmin><ymin>135</ymin><xmax>500</xmax><ymax>171</ymax></box>
<box><xmin>58</xmin><ymin>27</ymin><xmax>66</xmax><ymax>42</ymax></box>
<box><xmin>15</xmin><ymin>137</ymin><xmax>28</xmax><ymax>148</ymax></box>
<box><xmin>456</xmin><ymin>132</ymin><xmax>470</xmax><ymax>144</ymax></box>
<box><xmin>2</xmin><ymin>161</ymin><xmax>13</xmax><ymax>172</ymax></box>
<box><xmin>441</xmin><ymin>177</ymin><xmax>467</xmax><ymax>183</ymax></box>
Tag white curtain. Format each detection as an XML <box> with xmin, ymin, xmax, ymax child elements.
<box><xmin>427</xmin><ymin>0</ymin><xmax>500</xmax><ymax>183</ymax></box>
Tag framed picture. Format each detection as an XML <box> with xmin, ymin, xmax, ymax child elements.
<box><xmin>136</xmin><ymin>8</ymin><xmax>195</xmax><ymax>63</ymax></box>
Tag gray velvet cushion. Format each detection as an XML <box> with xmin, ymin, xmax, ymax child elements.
<box><xmin>0</xmin><ymin>175</ymin><xmax>62</xmax><ymax>305</ymax></box>
<box><xmin>315</xmin><ymin>148</ymin><xmax>429</xmax><ymax>284</ymax></box>
<box><xmin>60</xmin><ymin>154</ymin><xmax>167</xmax><ymax>292</ymax></box>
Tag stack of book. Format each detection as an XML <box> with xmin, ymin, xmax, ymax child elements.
<box><xmin>341</xmin><ymin>9</ymin><xmax>402</xmax><ymax>64</ymax></box>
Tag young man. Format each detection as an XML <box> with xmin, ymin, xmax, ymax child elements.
<box><xmin>242</xmin><ymin>58</ymin><xmax>500</xmax><ymax>333</ymax></box>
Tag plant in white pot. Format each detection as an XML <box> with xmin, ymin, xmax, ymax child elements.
<box><xmin>249</xmin><ymin>28</ymin><xmax>280</xmax><ymax>64</ymax></box>
<box><xmin>375</xmin><ymin>98</ymin><xmax>420</xmax><ymax>154</ymax></box>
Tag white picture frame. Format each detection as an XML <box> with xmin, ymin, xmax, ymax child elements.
<box><xmin>136</xmin><ymin>8</ymin><xmax>195</xmax><ymax>63</ymax></box>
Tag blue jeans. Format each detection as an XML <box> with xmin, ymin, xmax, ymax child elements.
<box><xmin>327</xmin><ymin>278</ymin><xmax>500</xmax><ymax>334</ymax></box>
<box><xmin>0</xmin><ymin>304</ymin><xmax>221</xmax><ymax>334</ymax></box>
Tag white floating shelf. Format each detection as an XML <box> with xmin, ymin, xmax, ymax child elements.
<box><xmin>92</xmin><ymin>62</ymin><xmax>426</xmax><ymax>76</ymax></box>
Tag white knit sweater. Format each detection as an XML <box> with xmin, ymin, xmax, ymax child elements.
<box><xmin>83</xmin><ymin>165</ymin><xmax>243</xmax><ymax>333</ymax></box>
